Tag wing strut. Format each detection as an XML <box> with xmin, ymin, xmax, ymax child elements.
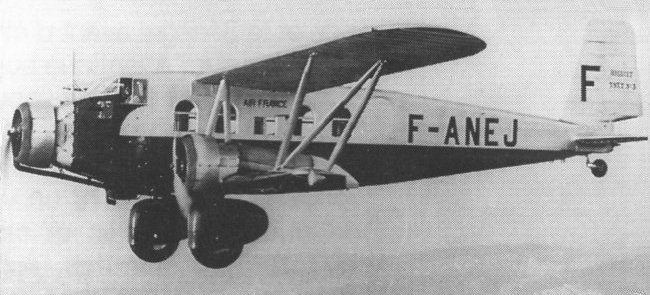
<box><xmin>222</xmin><ymin>79</ymin><xmax>232</xmax><ymax>143</ymax></box>
<box><xmin>205</xmin><ymin>78</ymin><xmax>228</xmax><ymax>137</ymax></box>
<box><xmin>274</xmin><ymin>53</ymin><xmax>316</xmax><ymax>169</ymax></box>
<box><xmin>326</xmin><ymin>61</ymin><xmax>383</xmax><ymax>171</ymax></box>
<box><xmin>278</xmin><ymin>60</ymin><xmax>384</xmax><ymax>170</ymax></box>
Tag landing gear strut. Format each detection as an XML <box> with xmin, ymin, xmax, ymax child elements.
<box><xmin>129</xmin><ymin>199</ymin><xmax>184</xmax><ymax>263</ymax></box>
<box><xmin>586</xmin><ymin>157</ymin><xmax>608</xmax><ymax>178</ymax></box>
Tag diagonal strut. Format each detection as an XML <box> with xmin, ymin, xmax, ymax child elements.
<box><xmin>204</xmin><ymin>78</ymin><xmax>228</xmax><ymax>137</ymax></box>
<box><xmin>279</xmin><ymin>60</ymin><xmax>383</xmax><ymax>170</ymax></box>
<box><xmin>222</xmin><ymin>81</ymin><xmax>232</xmax><ymax>143</ymax></box>
<box><xmin>275</xmin><ymin>53</ymin><xmax>316</xmax><ymax>169</ymax></box>
<box><xmin>326</xmin><ymin>61</ymin><xmax>384</xmax><ymax>171</ymax></box>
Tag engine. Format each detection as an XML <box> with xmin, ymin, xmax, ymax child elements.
<box><xmin>175</xmin><ymin>134</ymin><xmax>313</xmax><ymax>194</ymax></box>
<box><xmin>10</xmin><ymin>101</ymin><xmax>56</xmax><ymax>168</ymax></box>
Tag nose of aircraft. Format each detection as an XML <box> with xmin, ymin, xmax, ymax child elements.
<box><xmin>9</xmin><ymin>101</ymin><xmax>56</xmax><ymax>168</ymax></box>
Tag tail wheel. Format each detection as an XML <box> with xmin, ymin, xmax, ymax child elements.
<box><xmin>188</xmin><ymin>203</ymin><xmax>243</xmax><ymax>269</ymax></box>
<box><xmin>129</xmin><ymin>199</ymin><xmax>182</xmax><ymax>263</ymax></box>
<box><xmin>590</xmin><ymin>159</ymin><xmax>608</xmax><ymax>178</ymax></box>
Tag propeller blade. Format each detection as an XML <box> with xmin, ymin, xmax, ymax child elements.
<box><xmin>173</xmin><ymin>173</ymin><xmax>192</xmax><ymax>218</ymax></box>
<box><xmin>1</xmin><ymin>121</ymin><xmax>12</xmax><ymax>180</ymax></box>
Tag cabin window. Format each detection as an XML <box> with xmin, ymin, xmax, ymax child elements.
<box><xmin>265</xmin><ymin>117</ymin><xmax>277</xmax><ymax>135</ymax></box>
<box><xmin>332</xmin><ymin>107</ymin><xmax>350</xmax><ymax>137</ymax></box>
<box><xmin>254</xmin><ymin>117</ymin><xmax>264</xmax><ymax>135</ymax></box>
<box><xmin>174</xmin><ymin>100</ymin><xmax>198</xmax><ymax>132</ymax></box>
<box><xmin>215</xmin><ymin>104</ymin><xmax>238</xmax><ymax>134</ymax></box>
<box><xmin>294</xmin><ymin>106</ymin><xmax>314</xmax><ymax>136</ymax></box>
<box><xmin>254</xmin><ymin>116</ymin><xmax>278</xmax><ymax>135</ymax></box>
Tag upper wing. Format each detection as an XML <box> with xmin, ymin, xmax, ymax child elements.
<box><xmin>196</xmin><ymin>26</ymin><xmax>486</xmax><ymax>92</ymax></box>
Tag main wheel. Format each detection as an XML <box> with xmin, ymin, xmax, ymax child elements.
<box><xmin>129</xmin><ymin>199</ymin><xmax>181</xmax><ymax>263</ymax></box>
<box><xmin>188</xmin><ymin>203</ymin><xmax>243</xmax><ymax>269</ymax></box>
<box><xmin>590</xmin><ymin>159</ymin><xmax>608</xmax><ymax>178</ymax></box>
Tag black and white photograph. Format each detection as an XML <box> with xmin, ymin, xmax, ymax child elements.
<box><xmin>0</xmin><ymin>1</ymin><xmax>648</xmax><ymax>294</ymax></box>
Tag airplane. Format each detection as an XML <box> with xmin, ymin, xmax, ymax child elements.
<box><xmin>3</xmin><ymin>20</ymin><xmax>647</xmax><ymax>269</ymax></box>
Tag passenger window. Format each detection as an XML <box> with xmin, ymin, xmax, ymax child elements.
<box><xmin>332</xmin><ymin>107</ymin><xmax>350</xmax><ymax>137</ymax></box>
<box><xmin>265</xmin><ymin>117</ymin><xmax>278</xmax><ymax>135</ymax></box>
<box><xmin>253</xmin><ymin>117</ymin><xmax>277</xmax><ymax>135</ymax></box>
<box><xmin>294</xmin><ymin>106</ymin><xmax>314</xmax><ymax>136</ymax></box>
<box><xmin>215</xmin><ymin>104</ymin><xmax>238</xmax><ymax>134</ymax></box>
<box><xmin>174</xmin><ymin>100</ymin><xmax>198</xmax><ymax>132</ymax></box>
<box><xmin>254</xmin><ymin>117</ymin><xmax>264</xmax><ymax>135</ymax></box>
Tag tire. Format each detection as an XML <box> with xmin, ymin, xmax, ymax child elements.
<box><xmin>129</xmin><ymin>199</ymin><xmax>180</xmax><ymax>263</ymax></box>
<box><xmin>188</xmin><ymin>204</ymin><xmax>244</xmax><ymax>269</ymax></box>
<box><xmin>591</xmin><ymin>159</ymin><xmax>608</xmax><ymax>178</ymax></box>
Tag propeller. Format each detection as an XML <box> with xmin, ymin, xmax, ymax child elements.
<box><xmin>172</xmin><ymin>136</ymin><xmax>192</xmax><ymax>219</ymax></box>
<box><xmin>172</xmin><ymin>172</ymin><xmax>192</xmax><ymax>218</ymax></box>
<box><xmin>1</xmin><ymin>120</ymin><xmax>14</xmax><ymax>181</ymax></box>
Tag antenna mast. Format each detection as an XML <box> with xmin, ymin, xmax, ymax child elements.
<box><xmin>71</xmin><ymin>51</ymin><xmax>76</xmax><ymax>100</ymax></box>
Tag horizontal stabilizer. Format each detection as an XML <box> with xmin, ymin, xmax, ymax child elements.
<box><xmin>573</xmin><ymin>135</ymin><xmax>648</xmax><ymax>146</ymax></box>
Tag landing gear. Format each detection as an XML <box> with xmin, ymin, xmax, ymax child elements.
<box><xmin>188</xmin><ymin>201</ymin><xmax>244</xmax><ymax>269</ymax></box>
<box><xmin>129</xmin><ymin>199</ymin><xmax>184</xmax><ymax>263</ymax></box>
<box><xmin>185</xmin><ymin>198</ymin><xmax>269</xmax><ymax>269</ymax></box>
<box><xmin>587</xmin><ymin>157</ymin><xmax>608</xmax><ymax>178</ymax></box>
<box><xmin>127</xmin><ymin>197</ymin><xmax>267</xmax><ymax>267</ymax></box>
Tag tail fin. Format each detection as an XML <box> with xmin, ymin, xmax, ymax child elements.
<box><xmin>562</xmin><ymin>20</ymin><xmax>642</xmax><ymax>124</ymax></box>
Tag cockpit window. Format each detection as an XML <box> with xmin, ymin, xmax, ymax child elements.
<box><xmin>86</xmin><ymin>78</ymin><xmax>121</xmax><ymax>96</ymax></box>
<box><xmin>101</xmin><ymin>79</ymin><xmax>120</xmax><ymax>95</ymax></box>
<box><xmin>124</xmin><ymin>79</ymin><xmax>147</xmax><ymax>104</ymax></box>
<box><xmin>119</xmin><ymin>78</ymin><xmax>147</xmax><ymax>104</ymax></box>
<box><xmin>84</xmin><ymin>77</ymin><xmax>147</xmax><ymax>104</ymax></box>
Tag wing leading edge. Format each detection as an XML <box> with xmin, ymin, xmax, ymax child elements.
<box><xmin>196</xmin><ymin>26</ymin><xmax>486</xmax><ymax>92</ymax></box>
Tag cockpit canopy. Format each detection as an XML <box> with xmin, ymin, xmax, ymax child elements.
<box><xmin>85</xmin><ymin>76</ymin><xmax>148</xmax><ymax>104</ymax></box>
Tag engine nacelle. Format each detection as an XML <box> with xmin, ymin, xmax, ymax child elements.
<box><xmin>176</xmin><ymin>134</ymin><xmax>313</xmax><ymax>194</ymax></box>
<box><xmin>10</xmin><ymin>101</ymin><xmax>56</xmax><ymax>168</ymax></box>
<box><xmin>176</xmin><ymin>134</ymin><xmax>239</xmax><ymax>193</ymax></box>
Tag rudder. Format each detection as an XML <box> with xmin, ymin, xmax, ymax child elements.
<box><xmin>562</xmin><ymin>19</ymin><xmax>642</xmax><ymax>124</ymax></box>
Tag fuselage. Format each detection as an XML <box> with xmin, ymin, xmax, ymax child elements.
<box><xmin>54</xmin><ymin>72</ymin><xmax>581</xmax><ymax>196</ymax></box>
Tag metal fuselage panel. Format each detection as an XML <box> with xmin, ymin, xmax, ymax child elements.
<box><xmin>121</xmin><ymin>86</ymin><xmax>578</xmax><ymax>151</ymax></box>
<box><xmin>63</xmin><ymin>74</ymin><xmax>579</xmax><ymax>196</ymax></box>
